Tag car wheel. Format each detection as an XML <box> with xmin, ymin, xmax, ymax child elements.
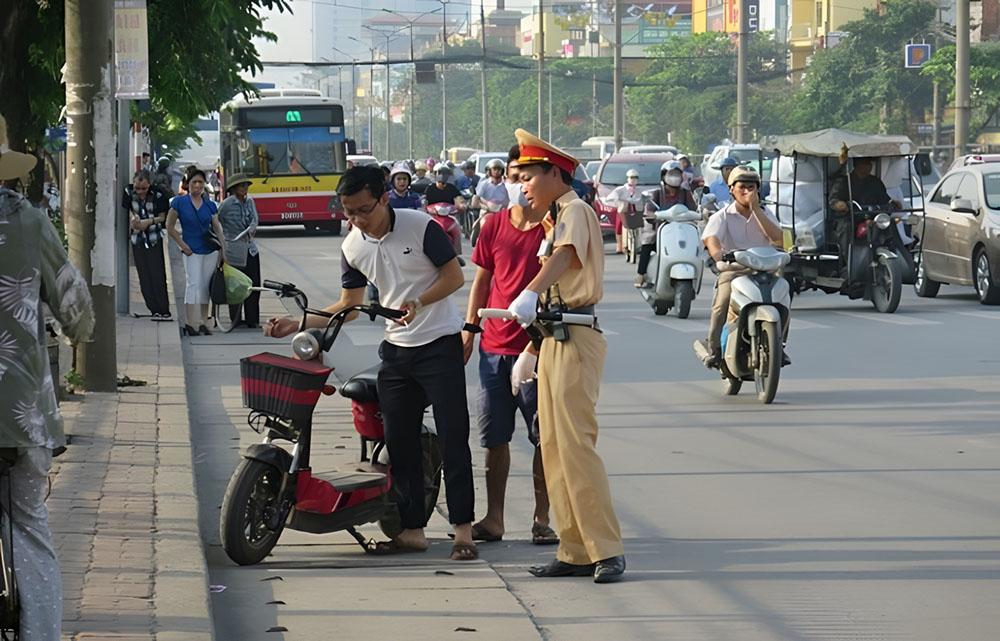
<box><xmin>974</xmin><ymin>250</ymin><xmax>1000</xmax><ymax>305</ymax></box>
<box><xmin>914</xmin><ymin>257</ymin><xmax>940</xmax><ymax>298</ymax></box>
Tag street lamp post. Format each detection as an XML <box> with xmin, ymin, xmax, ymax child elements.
<box><xmin>364</xmin><ymin>25</ymin><xmax>405</xmax><ymax>161</ymax></box>
<box><xmin>382</xmin><ymin>7</ymin><xmax>442</xmax><ymax>161</ymax></box>
<box><xmin>437</xmin><ymin>0</ymin><xmax>449</xmax><ymax>157</ymax></box>
<box><xmin>331</xmin><ymin>46</ymin><xmax>357</xmax><ymax>141</ymax></box>
<box><xmin>348</xmin><ymin>36</ymin><xmax>377</xmax><ymax>154</ymax></box>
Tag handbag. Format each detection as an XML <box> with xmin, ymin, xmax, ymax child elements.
<box><xmin>203</xmin><ymin>229</ymin><xmax>222</xmax><ymax>253</ymax></box>
<box><xmin>209</xmin><ymin>264</ymin><xmax>228</xmax><ymax>305</ymax></box>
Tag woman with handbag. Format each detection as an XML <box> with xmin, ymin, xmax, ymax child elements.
<box><xmin>165</xmin><ymin>169</ymin><xmax>227</xmax><ymax>336</ymax></box>
<box><xmin>217</xmin><ymin>173</ymin><xmax>261</xmax><ymax>328</ymax></box>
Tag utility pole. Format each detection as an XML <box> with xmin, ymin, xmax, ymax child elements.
<box><xmin>408</xmin><ymin>24</ymin><xmax>415</xmax><ymax>160</ymax></box>
<box><xmin>440</xmin><ymin>0</ymin><xmax>448</xmax><ymax>156</ymax></box>
<box><xmin>735</xmin><ymin>0</ymin><xmax>749</xmax><ymax>143</ymax></box>
<box><xmin>931</xmin><ymin>3</ymin><xmax>942</xmax><ymax>162</ymax></box>
<box><xmin>548</xmin><ymin>73</ymin><xmax>553</xmax><ymax>140</ymax></box>
<box><xmin>66</xmin><ymin>0</ymin><xmax>117</xmax><ymax>391</ymax></box>
<box><xmin>480</xmin><ymin>0</ymin><xmax>489</xmax><ymax>151</ymax></box>
<box><xmin>538</xmin><ymin>0</ymin><xmax>545</xmax><ymax>134</ymax></box>
<box><xmin>954</xmin><ymin>0</ymin><xmax>970</xmax><ymax>158</ymax></box>
<box><xmin>384</xmin><ymin>43</ymin><xmax>390</xmax><ymax>160</ymax></box>
<box><xmin>613</xmin><ymin>0</ymin><xmax>623</xmax><ymax>149</ymax></box>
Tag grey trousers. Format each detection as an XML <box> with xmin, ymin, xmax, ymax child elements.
<box><xmin>0</xmin><ymin>447</ymin><xmax>61</xmax><ymax>641</ymax></box>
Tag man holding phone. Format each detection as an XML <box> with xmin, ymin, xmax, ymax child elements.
<box><xmin>700</xmin><ymin>166</ymin><xmax>783</xmax><ymax>367</ymax></box>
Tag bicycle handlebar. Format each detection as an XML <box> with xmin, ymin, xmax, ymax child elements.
<box><xmin>478</xmin><ymin>308</ymin><xmax>595</xmax><ymax>326</ymax></box>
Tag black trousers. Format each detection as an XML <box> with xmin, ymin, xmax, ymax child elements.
<box><xmin>228</xmin><ymin>253</ymin><xmax>261</xmax><ymax>325</ymax></box>
<box><xmin>377</xmin><ymin>333</ymin><xmax>474</xmax><ymax>528</ymax></box>
<box><xmin>637</xmin><ymin>243</ymin><xmax>656</xmax><ymax>276</ymax></box>
<box><xmin>133</xmin><ymin>242</ymin><xmax>170</xmax><ymax>315</ymax></box>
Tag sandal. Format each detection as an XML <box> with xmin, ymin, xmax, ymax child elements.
<box><xmin>365</xmin><ymin>539</ymin><xmax>428</xmax><ymax>556</ymax></box>
<box><xmin>531</xmin><ymin>523</ymin><xmax>559</xmax><ymax>545</ymax></box>
<box><xmin>447</xmin><ymin>523</ymin><xmax>503</xmax><ymax>542</ymax></box>
<box><xmin>450</xmin><ymin>542</ymin><xmax>478</xmax><ymax>561</ymax></box>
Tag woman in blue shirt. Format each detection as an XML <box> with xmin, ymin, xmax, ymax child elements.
<box><xmin>165</xmin><ymin>169</ymin><xmax>227</xmax><ymax>336</ymax></box>
<box><xmin>387</xmin><ymin>163</ymin><xmax>423</xmax><ymax>210</ymax></box>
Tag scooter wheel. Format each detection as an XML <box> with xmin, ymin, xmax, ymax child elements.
<box><xmin>722</xmin><ymin>376</ymin><xmax>742</xmax><ymax>395</ymax></box>
<box><xmin>653</xmin><ymin>303</ymin><xmax>670</xmax><ymax>316</ymax></box>
<box><xmin>220</xmin><ymin>459</ymin><xmax>285</xmax><ymax>566</ymax></box>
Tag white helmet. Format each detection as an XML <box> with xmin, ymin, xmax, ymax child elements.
<box><xmin>661</xmin><ymin>160</ymin><xmax>683</xmax><ymax>188</ymax></box>
<box><xmin>625</xmin><ymin>168</ymin><xmax>640</xmax><ymax>179</ymax></box>
<box><xmin>485</xmin><ymin>158</ymin><xmax>506</xmax><ymax>171</ymax></box>
<box><xmin>414</xmin><ymin>161</ymin><xmax>428</xmax><ymax>172</ymax></box>
<box><xmin>389</xmin><ymin>162</ymin><xmax>413</xmax><ymax>181</ymax></box>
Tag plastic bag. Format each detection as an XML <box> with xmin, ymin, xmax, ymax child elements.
<box><xmin>223</xmin><ymin>264</ymin><xmax>252</xmax><ymax>305</ymax></box>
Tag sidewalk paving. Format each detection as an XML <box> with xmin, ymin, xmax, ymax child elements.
<box><xmin>50</xmin><ymin>254</ymin><xmax>214</xmax><ymax>640</ymax></box>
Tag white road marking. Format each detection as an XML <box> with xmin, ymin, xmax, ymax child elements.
<box><xmin>958</xmin><ymin>311</ymin><xmax>1000</xmax><ymax>320</ymax></box>
<box><xmin>835</xmin><ymin>311</ymin><xmax>941</xmax><ymax>325</ymax></box>
<box><xmin>630</xmin><ymin>316</ymin><xmax>707</xmax><ymax>333</ymax></box>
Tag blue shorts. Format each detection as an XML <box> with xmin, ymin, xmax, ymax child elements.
<box><xmin>476</xmin><ymin>347</ymin><xmax>539</xmax><ymax>448</ymax></box>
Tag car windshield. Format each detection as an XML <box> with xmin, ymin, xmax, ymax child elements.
<box><xmin>600</xmin><ymin>160</ymin><xmax>664</xmax><ymax>185</ymax></box>
<box><xmin>985</xmin><ymin>173</ymin><xmax>1000</xmax><ymax>209</ymax></box>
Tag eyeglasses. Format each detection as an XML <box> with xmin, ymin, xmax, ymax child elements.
<box><xmin>344</xmin><ymin>200</ymin><xmax>380</xmax><ymax>217</ymax></box>
<box><xmin>734</xmin><ymin>183</ymin><xmax>758</xmax><ymax>192</ymax></box>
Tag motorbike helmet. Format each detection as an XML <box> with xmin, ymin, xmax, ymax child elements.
<box><xmin>414</xmin><ymin>161</ymin><xmax>428</xmax><ymax>173</ymax></box>
<box><xmin>727</xmin><ymin>165</ymin><xmax>761</xmax><ymax>187</ymax></box>
<box><xmin>390</xmin><ymin>162</ymin><xmax>413</xmax><ymax>183</ymax></box>
<box><xmin>435</xmin><ymin>164</ymin><xmax>453</xmax><ymax>179</ymax></box>
<box><xmin>461</xmin><ymin>160</ymin><xmax>476</xmax><ymax>171</ymax></box>
<box><xmin>625</xmin><ymin>168</ymin><xmax>640</xmax><ymax>180</ymax></box>
<box><xmin>485</xmin><ymin>158</ymin><xmax>506</xmax><ymax>172</ymax></box>
<box><xmin>426</xmin><ymin>158</ymin><xmax>437</xmax><ymax>170</ymax></box>
<box><xmin>713</xmin><ymin>156</ymin><xmax>740</xmax><ymax>171</ymax></box>
<box><xmin>660</xmin><ymin>160</ymin><xmax>684</xmax><ymax>187</ymax></box>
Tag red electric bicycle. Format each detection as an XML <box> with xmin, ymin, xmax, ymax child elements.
<box><xmin>219</xmin><ymin>280</ymin><xmax>446</xmax><ymax>565</ymax></box>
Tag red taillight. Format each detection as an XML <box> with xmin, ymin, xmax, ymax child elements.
<box><xmin>855</xmin><ymin>222</ymin><xmax>868</xmax><ymax>239</ymax></box>
<box><xmin>322</xmin><ymin>385</ymin><xmax>337</xmax><ymax>396</ymax></box>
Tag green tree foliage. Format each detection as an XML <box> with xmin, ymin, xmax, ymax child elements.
<box><xmin>625</xmin><ymin>31</ymin><xmax>787</xmax><ymax>153</ymax></box>
<box><xmin>922</xmin><ymin>41</ymin><xmax>1000</xmax><ymax>139</ymax></box>
<box><xmin>0</xmin><ymin>0</ymin><xmax>290</xmax><ymax>157</ymax></box>
<box><xmin>788</xmin><ymin>0</ymin><xmax>937</xmax><ymax>134</ymax></box>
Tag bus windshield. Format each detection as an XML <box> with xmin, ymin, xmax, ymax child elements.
<box><xmin>237</xmin><ymin>127</ymin><xmax>338</xmax><ymax>177</ymax></box>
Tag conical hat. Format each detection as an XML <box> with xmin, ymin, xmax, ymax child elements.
<box><xmin>0</xmin><ymin>150</ymin><xmax>37</xmax><ymax>181</ymax></box>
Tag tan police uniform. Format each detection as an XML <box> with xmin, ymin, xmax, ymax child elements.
<box><xmin>536</xmin><ymin>191</ymin><xmax>625</xmax><ymax>566</ymax></box>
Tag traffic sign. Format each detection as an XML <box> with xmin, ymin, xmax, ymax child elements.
<box><xmin>905</xmin><ymin>43</ymin><xmax>932</xmax><ymax>68</ymax></box>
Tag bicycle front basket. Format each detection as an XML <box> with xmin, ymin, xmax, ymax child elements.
<box><xmin>240</xmin><ymin>353</ymin><xmax>333</xmax><ymax>423</ymax></box>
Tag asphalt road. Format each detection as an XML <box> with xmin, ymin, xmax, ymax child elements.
<box><xmin>182</xmin><ymin>225</ymin><xmax>1000</xmax><ymax>641</ymax></box>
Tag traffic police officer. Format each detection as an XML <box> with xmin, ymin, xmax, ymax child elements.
<box><xmin>505</xmin><ymin>129</ymin><xmax>626</xmax><ymax>583</ymax></box>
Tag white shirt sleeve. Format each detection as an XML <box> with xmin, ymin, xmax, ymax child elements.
<box><xmin>701</xmin><ymin>209</ymin><xmax>724</xmax><ymax>243</ymax></box>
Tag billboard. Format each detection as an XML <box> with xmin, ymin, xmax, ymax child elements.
<box><xmin>723</xmin><ymin>0</ymin><xmax>758</xmax><ymax>34</ymax></box>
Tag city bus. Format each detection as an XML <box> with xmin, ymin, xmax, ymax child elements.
<box><xmin>219</xmin><ymin>89</ymin><xmax>349</xmax><ymax>233</ymax></box>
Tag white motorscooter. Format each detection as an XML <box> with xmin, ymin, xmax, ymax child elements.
<box><xmin>638</xmin><ymin>203</ymin><xmax>705</xmax><ymax>318</ymax></box>
<box><xmin>693</xmin><ymin>246</ymin><xmax>791</xmax><ymax>404</ymax></box>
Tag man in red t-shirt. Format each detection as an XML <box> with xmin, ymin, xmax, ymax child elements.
<box><xmin>461</xmin><ymin>149</ymin><xmax>558</xmax><ymax>545</ymax></box>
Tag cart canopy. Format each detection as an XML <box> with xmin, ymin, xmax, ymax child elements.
<box><xmin>760</xmin><ymin>129</ymin><xmax>915</xmax><ymax>158</ymax></box>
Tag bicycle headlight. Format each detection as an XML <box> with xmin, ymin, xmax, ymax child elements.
<box><xmin>874</xmin><ymin>213</ymin><xmax>892</xmax><ymax>230</ymax></box>
<box><xmin>291</xmin><ymin>330</ymin><xmax>321</xmax><ymax>360</ymax></box>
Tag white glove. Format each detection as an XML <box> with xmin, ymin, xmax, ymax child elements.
<box><xmin>507</xmin><ymin>289</ymin><xmax>539</xmax><ymax>327</ymax></box>
<box><xmin>510</xmin><ymin>351</ymin><xmax>538</xmax><ymax>395</ymax></box>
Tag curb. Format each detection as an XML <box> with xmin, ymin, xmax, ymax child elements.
<box><xmin>151</xmin><ymin>242</ymin><xmax>215</xmax><ymax>640</ymax></box>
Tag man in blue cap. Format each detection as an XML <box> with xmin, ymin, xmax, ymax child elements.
<box><xmin>707</xmin><ymin>157</ymin><xmax>740</xmax><ymax>205</ymax></box>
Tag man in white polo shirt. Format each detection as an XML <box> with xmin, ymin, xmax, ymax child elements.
<box><xmin>265</xmin><ymin>165</ymin><xmax>478</xmax><ymax>561</ymax></box>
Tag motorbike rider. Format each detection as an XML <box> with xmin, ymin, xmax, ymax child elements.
<box><xmin>456</xmin><ymin>160</ymin><xmax>481</xmax><ymax>192</ymax></box>
<box><xmin>474</xmin><ymin>158</ymin><xmax>509</xmax><ymax>211</ymax></box>
<box><xmin>707</xmin><ymin>156</ymin><xmax>740</xmax><ymax>205</ymax></box>
<box><xmin>636</xmin><ymin>161</ymin><xmax>696</xmax><ymax>288</ymax></box>
<box><xmin>828</xmin><ymin>156</ymin><xmax>897</xmax><ymax>267</ymax></box>
<box><xmin>424</xmin><ymin>165</ymin><xmax>463</xmax><ymax>206</ymax></box>
<box><xmin>604</xmin><ymin>168</ymin><xmax>643</xmax><ymax>255</ymax></box>
<box><xmin>700</xmin><ymin>166</ymin><xmax>784</xmax><ymax>367</ymax></box>
<box><xmin>411</xmin><ymin>161</ymin><xmax>433</xmax><ymax>195</ymax></box>
<box><xmin>387</xmin><ymin>163</ymin><xmax>423</xmax><ymax>210</ymax></box>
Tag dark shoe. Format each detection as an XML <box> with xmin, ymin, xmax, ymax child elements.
<box><xmin>182</xmin><ymin>324</ymin><xmax>198</xmax><ymax>336</ymax></box>
<box><xmin>528</xmin><ymin>559</ymin><xmax>595</xmax><ymax>578</ymax></box>
<box><xmin>198</xmin><ymin>325</ymin><xmax>212</xmax><ymax>336</ymax></box>
<box><xmin>593</xmin><ymin>556</ymin><xmax>626</xmax><ymax>584</ymax></box>
<box><xmin>244</xmin><ymin>322</ymin><xmax>259</xmax><ymax>329</ymax></box>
